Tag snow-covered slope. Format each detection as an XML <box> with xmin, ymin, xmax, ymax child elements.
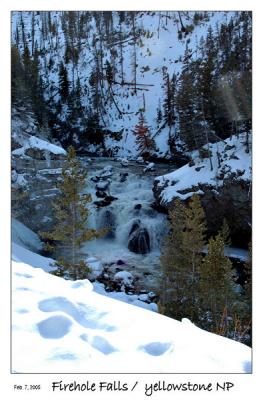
<box><xmin>12</xmin><ymin>259</ymin><xmax>251</xmax><ymax>373</ymax></box>
<box><xmin>155</xmin><ymin>133</ymin><xmax>252</xmax><ymax>204</ymax></box>
<box><xmin>12</xmin><ymin>218</ymin><xmax>43</xmax><ymax>252</ymax></box>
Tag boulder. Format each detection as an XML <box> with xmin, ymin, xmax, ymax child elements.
<box><xmin>24</xmin><ymin>148</ymin><xmax>65</xmax><ymax>160</ymax></box>
<box><xmin>120</xmin><ymin>172</ymin><xmax>128</xmax><ymax>182</ymax></box>
<box><xmin>113</xmin><ymin>270</ymin><xmax>134</xmax><ymax>291</ymax></box>
<box><xmin>96</xmin><ymin>190</ymin><xmax>107</xmax><ymax>198</ymax></box>
<box><xmin>128</xmin><ymin>221</ymin><xmax>150</xmax><ymax>254</ymax></box>
<box><xmin>153</xmin><ymin>177</ymin><xmax>251</xmax><ymax>247</ymax></box>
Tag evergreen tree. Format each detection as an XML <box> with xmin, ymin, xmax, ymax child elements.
<box><xmin>198</xmin><ymin>233</ymin><xmax>236</xmax><ymax>333</ymax></box>
<box><xmin>11</xmin><ymin>45</ymin><xmax>27</xmax><ymax>103</ymax></box>
<box><xmin>133</xmin><ymin>112</ymin><xmax>155</xmax><ymax>158</ymax></box>
<box><xmin>160</xmin><ymin>195</ymin><xmax>206</xmax><ymax>321</ymax></box>
<box><xmin>58</xmin><ymin>61</ymin><xmax>69</xmax><ymax>101</ymax></box>
<box><xmin>40</xmin><ymin>146</ymin><xmax>102</xmax><ymax>279</ymax></box>
<box><xmin>156</xmin><ymin>99</ymin><xmax>163</xmax><ymax>126</ymax></box>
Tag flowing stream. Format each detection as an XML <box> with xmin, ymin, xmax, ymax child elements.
<box><xmin>77</xmin><ymin>157</ymin><xmax>175</xmax><ymax>292</ymax></box>
<box><xmin>15</xmin><ymin>156</ymin><xmax>175</xmax><ymax>292</ymax></box>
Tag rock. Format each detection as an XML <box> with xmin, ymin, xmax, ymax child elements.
<box><xmin>94</xmin><ymin>199</ymin><xmax>111</xmax><ymax>208</ymax></box>
<box><xmin>96</xmin><ymin>180</ymin><xmax>110</xmax><ymax>191</ymax></box>
<box><xmin>225</xmin><ymin>144</ymin><xmax>235</xmax><ymax>152</ymax></box>
<box><xmin>116</xmin><ymin>259</ymin><xmax>126</xmax><ymax>265</ymax></box>
<box><xmin>105</xmin><ymin>195</ymin><xmax>118</xmax><ymax>202</ymax></box>
<box><xmin>230</xmin><ymin>153</ymin><xmax>240</xmax><ymax>160</ymax></box>
<box><xmin>120</xmin><ymin>158</ymin><xmax>129</xmax><ymax>167</ymax></box>
<box><xmin>94</xmin><ymin>196</ymin><xmax>118</xmax><ymax>208</ymax></box>
<box><xmin>128</xmin><ymin>222</ymin><xmax>150</xmax><ymax>254</ymax></box>
<box><xmin>138</xmin><ymin>294</ymin><xmax>149</xmax><ymax>302</ymax></box>
<box><xmin>91</xmin><ymin>176</ymin><xmax>100</xmax><ymax>183</ymax></box>
<box><xmin>102</xmin><ymin>165</ymin><xmax>113</xmax><ymax>172</ymax></box>
<box><xmin>96</xmin><ymin>190</ymin><xmax>107</xmax><ymax>198</ymax></box>
<box><xmin>11</xmin><ymin>169</ymin><xmax>18</xmax><ymax>183</ymax></box>
<box><xmin>100</xmin><ymin>170</ymin><xmax>112</xmax><ymax>178</ymax></box>
<box><xmin>134</xmin><ymin>203</ymin><xmax>142</xmax><ymax>210</ymax></box>
<box><xmin>114</xmin><ymin>270</ymin><xmax>134</xmax><ymax>291</ymax></box>
<box><xmin>86</xmin><ymin>257</ymin><xmax>103</xmax><ymax>280</ymax></box>
<box><xmin>153</xmin><ymin>174</ymin><xmax>251</xmax><ymax>247</ymax></box>
<box><xmin>24</xmin><ymin>148</ymin><xmax>65</xmax><ymax>160</ymax></box>
<box><xmin>143</xmin><ymin>162</ymin><xmax>155</xmax><ymax>172</ymax></box>
<box><xmin>195</xmin><ymin>166</ymin><xmax>204</xmax><ymax>172</ymax></box>
<box><xmin>148</xmin><ymin>291</ymin><xmax>157</xmax><ymax>300</ymax></box>
<box><xmin>136</xmin><ymin>156</ymin><xmax>144</xmax><ymax>164</ymax></box>
<box><xmin>129</xmin><ymin>219</ymin><xmax>141</xmax><ymax>236</ymax></box>
<box><xmin>120</xmin><ymin>172</ymin><xmax>128</xmax><ymax>182</ymax></box>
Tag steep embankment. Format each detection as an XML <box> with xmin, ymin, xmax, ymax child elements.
<box><xmin>12</xmin><ymin>11</ymin><xmax>245</xmax><ymax>158</ymax></box>
<box><xmin>153</xmin><ymin>133</ymin><xmax>252</xmax><ymax>245</ymax></box>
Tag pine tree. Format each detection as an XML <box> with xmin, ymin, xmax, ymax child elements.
<box><xmin>11</xmin><ymin>45</ymin><xmax>27</xmax><ymax>103</ymax></box>
<box><xmin>40</xmin><ymin>146</ymin><xmax>102</xmax><ymax>279</ymax></box>
<box><xmin>160</xmin><ymin>195</ymin><xmax>206</xmax><ymax>321</ymax></box>
<box><xmin>198</xmin><ymin>233</ymin><xmax>236</xmax><ymax>333</ymax></box>
<box><xmin>133</xmin><ymin>112</ymin><xmax>155</xmax><ymax>158</ymax></box>
<box><xmin>58</xmin><ymin>61</ymin><xmax>69</xmax><ymax>101</ymax></box>
<box><xmin>160</xmin><ymin>199</ymin><xmax>187</xmax><ymax>318</ymax></box>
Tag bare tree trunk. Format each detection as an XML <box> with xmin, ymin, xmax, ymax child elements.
<box><xmin>157</xmin><ymin>13</ymin><xmax>161</xmax><ymax>38</ymax></box>
<box><xmin>201</xmin><ymin>99</ymin><xmax>213</xmax><ymax>171</ymax></box>
<box><xmin>131</xmin><ymin>13</ymin><xmax>137</xmax><ymax>94</ymax></box>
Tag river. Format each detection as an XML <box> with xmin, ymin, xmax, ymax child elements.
<box><xmin>77</xmin><ymin>157</ymin><xmax>176</xmax><ymax>292</ymax></box>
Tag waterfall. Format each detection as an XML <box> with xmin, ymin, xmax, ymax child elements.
<box><xmin>84</xmin><ymin>159</ymin><xmax>168</xmax><ymax>262</ymax></box>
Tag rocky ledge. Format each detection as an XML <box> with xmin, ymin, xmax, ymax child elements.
<box><xmin>153</xmin><ymin>133</ymin><xmax>252</xmax><ymax>246</ymax></box>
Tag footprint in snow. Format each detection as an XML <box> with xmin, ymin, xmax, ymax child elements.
<box><xmin>38</xmin><ymin>297</ymin><xmax>115</xmax><ymax>331</ymax></box>
<box><xmin>139</xmin><ymin>342</ymin><xmax>172</xmax><ymax>356</ymax></box>
<box><xmin>16</xmin><ymin>308</ymin><xmax>29</xmax><ymax>314</ymax></box>
<box><xmin>49</xmin><ymin>352</ymin><xmax>77</xmax><ymax>361</ymax></box>
<box><xmin>16</xmin><ymin>287</ymin><xmax>31</xmax><ymax>291</ymax></box>
<box><xmin>37</xmin><ymin>315</ymin><xmax>72</xmax><ymax>339</ymax></box>
<box><xmin>15</xmin><ymin>272</ymin><xmax>33</xmax><ymax>278</ymax></box>
<box><xmin>80</xmin><ymin>334</ymin><xmax>118</xmax><ymax>355</ymax></box>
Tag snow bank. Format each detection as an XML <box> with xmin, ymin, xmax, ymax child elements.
<box><xmin>12</xmin><ymin>243</ymin><xmax>54</xmax><ymax>273</ymax></box>
<box><xmin>12</xmin><ymin>259</ymin><xmax>251</xmax><ymax>373</ymax></box>
<box><xmin>12</xmin><ymin>218</ymin><xmax>43</xmax><ymax>253</ymax></box>
<box><xmin>155</xmin><ymin>133</ymin><xmax>251</xmax><ymax>203</ymax></box>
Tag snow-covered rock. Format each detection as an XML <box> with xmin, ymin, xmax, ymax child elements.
<box><xmin>12</xmin><ymin>259</ymin><xmax>251</xmax><ymax>373</ymax></box>
<box><xmin>136</xmin><ymin>156</ymin><xmax>145</xmax><ymax>164</ymax></box>
<box><xmin>143</xmin><ymin>162</ymin><xmax>156</xmax><ymax>172</ymax></box>
<box><xmin>153</xmin><ymin>133</ymin><xmax>252</xmax><ymax>239</ymax></box>
<box><xmin>95</xmin><ymin>179</ymin><xmax>111</xmax><ymax>191</ymax></box>
<box><xmin>154</xmin><ymin>133</ymin><xmax>251</xmax><ymax>204</ymax></box>
<box><xmin>113</xmin><ymin>270</ymin><xmax>134</xmax><ymax>291</ymax></box>
<box><xmin>86</xmin><ymin>257</ymin><xmax>103</xmax><ymax>279</ymax></box>
<box><xmin>120</xmin><ymin>158</ymin><xmax>129</xmax><ymax>167</ymax></box>
<box><xmin>12</xmin><ymin>135</ymin><xmax>66</xmax><ymax>160</ymax></box>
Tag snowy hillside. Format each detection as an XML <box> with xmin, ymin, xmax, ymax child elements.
<box><xmin>12</xmin><ymin>258</ymin><xmax>251</xmax><ymax>373</ymax></box>
<box><xmin>11</xmin><ymin>11</ymin><xmax>251</xmax><ymax>158</ymax></box>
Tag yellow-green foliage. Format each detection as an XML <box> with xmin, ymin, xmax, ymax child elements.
<box><xmin>160</xmin><ymin>195</ymin><xmax>206</xmax><ymax>320</ymax></box>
